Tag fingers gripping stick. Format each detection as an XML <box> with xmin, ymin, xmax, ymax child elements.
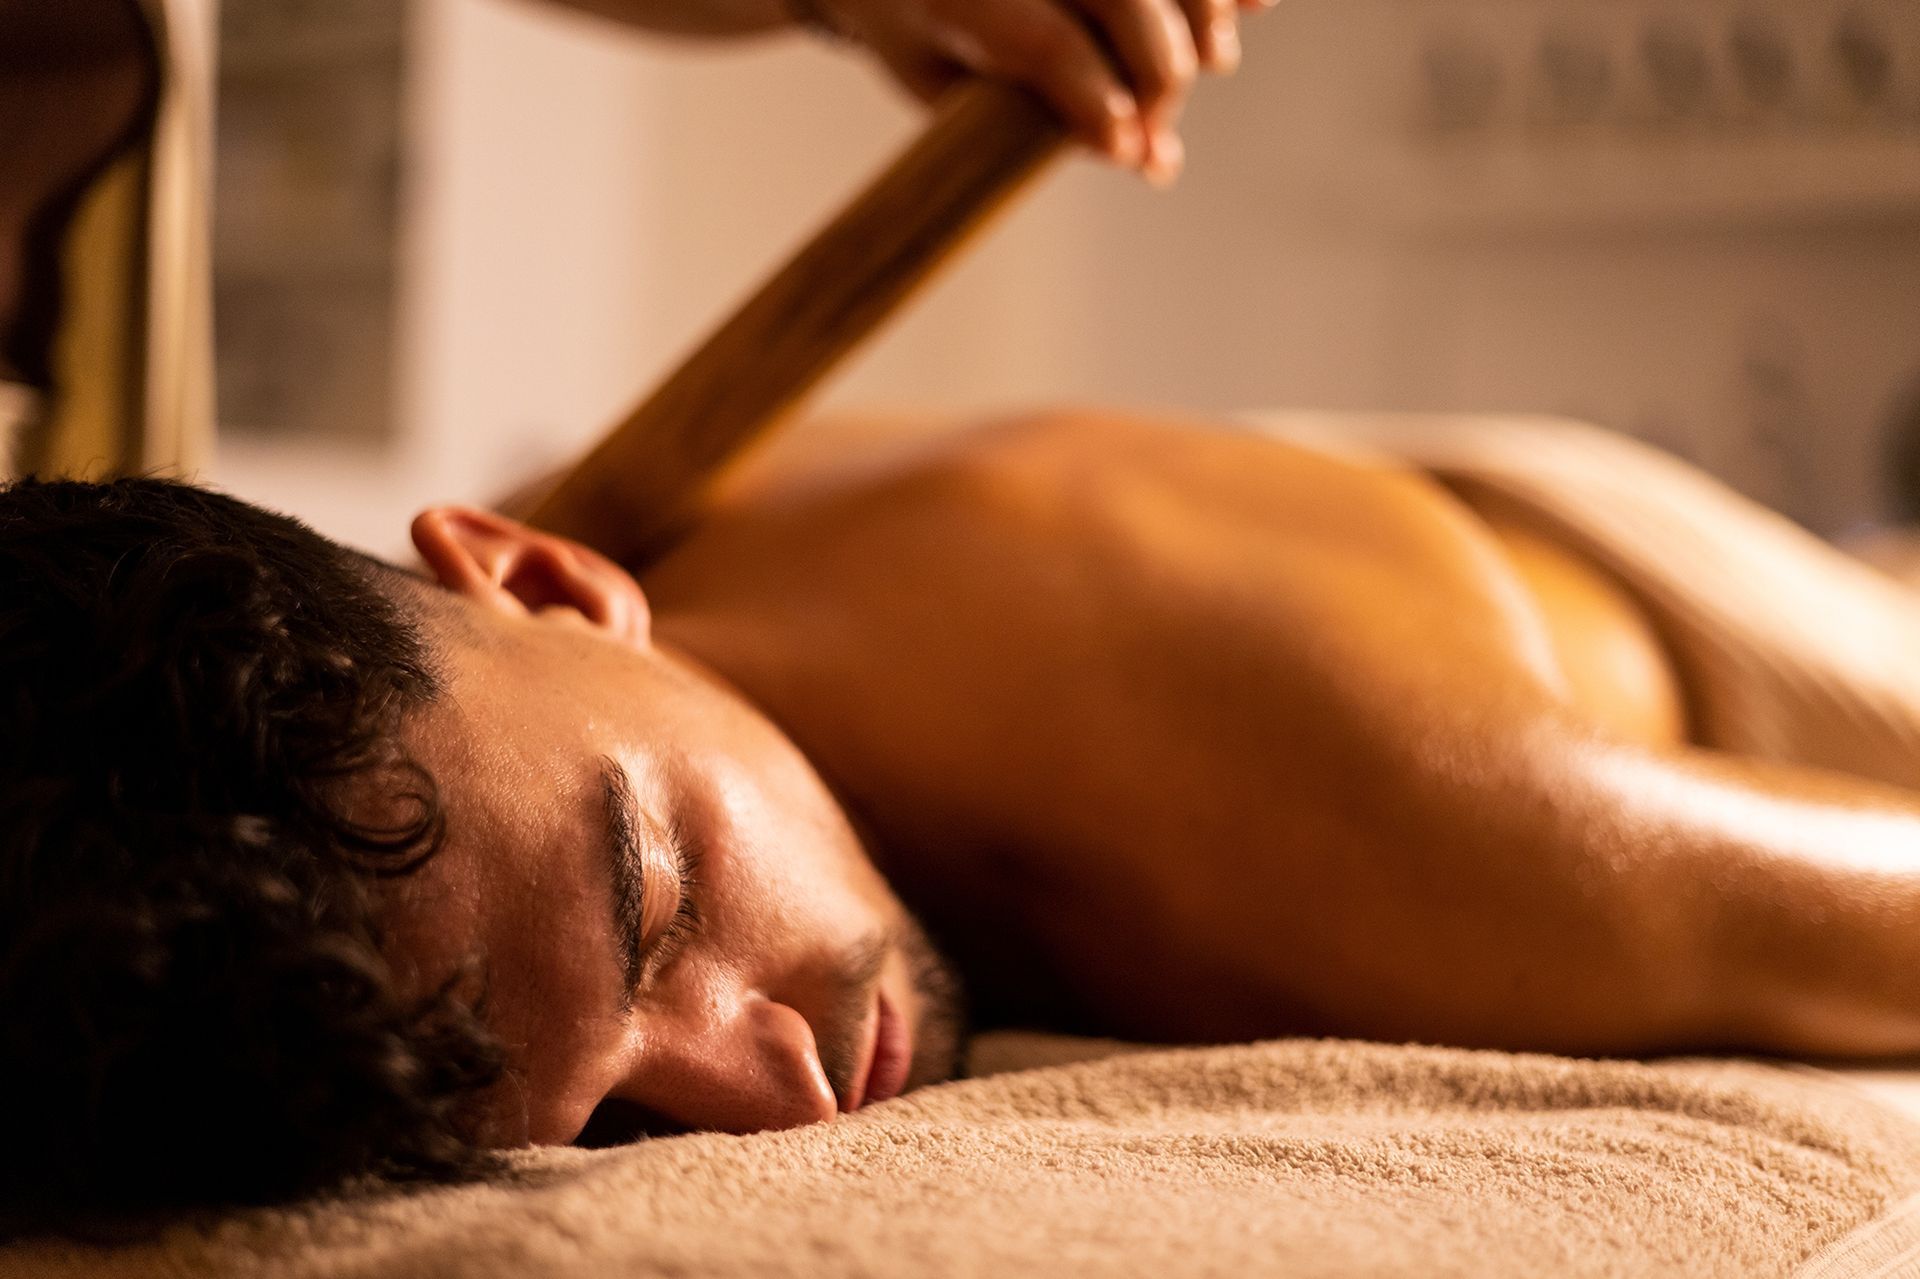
<box><xmin>525</xmin><ymin>80</ymin><xmax>1067</xmax><ymax>567</ymax></box>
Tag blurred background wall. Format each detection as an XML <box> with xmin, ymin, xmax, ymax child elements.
<box><xmin>208</xmin><ymin>0</ymin><xmax>1920</xmax><ymax>555</ymax></box>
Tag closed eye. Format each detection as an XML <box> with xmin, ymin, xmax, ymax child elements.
<box><xmin>646</xmin><ymin>811</ymin><xmax>705</xmax><ymax>977</ymax></box>
<box><xmin>598</xmin><ymin>753</ymin><xmax>708</xmax><ymax>1008</ymax></box>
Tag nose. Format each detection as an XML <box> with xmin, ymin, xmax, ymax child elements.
<box><xmin>596</xmin><ymin>996</ymin><xmax>839</xmax><ymax>1137</ymax></box>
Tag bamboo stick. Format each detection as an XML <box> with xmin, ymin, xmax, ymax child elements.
<box><xmin>525</xmin><ymin>78</ymin><xmax>1067</xmax><ymax>565</ymax></box>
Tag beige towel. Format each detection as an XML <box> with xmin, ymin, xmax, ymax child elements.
<box><xmin>8</xmin><ymin>1035</ymin><xmax>1920</xmax><ymax>1279</ymax></box>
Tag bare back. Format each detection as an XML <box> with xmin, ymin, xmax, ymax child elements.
<box><xmin>637</xmin><ymin>408</ymin><xmax>1721</xmax><ymax>1043</ymax></box>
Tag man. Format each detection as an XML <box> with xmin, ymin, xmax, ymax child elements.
<box><xmin>0</xmin><ymin>0</ymin><xmax>1272</xmax><ymax>1233</ymax></box>
<box><xmin>7</xmin><ymin>404</ymin><xmax>1920</xmax><ymax>1232</ymax></box>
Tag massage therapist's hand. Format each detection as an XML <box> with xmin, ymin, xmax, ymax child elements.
<box><xmin>791</xmin><ymin>0</ymin><xmax>1267</xmax><ymax>183</ymax></box>
<box><xmin>541</xmin><ymin>0</ymin><xmax>1266</xmax><ymax>185</ymax></box>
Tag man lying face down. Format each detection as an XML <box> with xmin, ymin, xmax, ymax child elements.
<box><xmin>0</xmin><ymin>474</ymin><xmax>966</xmax><ymax>1229</ymax></box>
<box><xmin>10</xmin><ymin>407</ymin><xmax>1920</xmax><ymax>1231</ymax></box>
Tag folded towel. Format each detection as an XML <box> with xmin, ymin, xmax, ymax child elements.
<box><xmin>11</xmin><ymin>1035</ymin><xmax>1920</xmax><ymax>1278</ymax></box>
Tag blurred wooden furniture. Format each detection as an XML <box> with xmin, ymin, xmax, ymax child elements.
<box><xmin>0</xmin><ymin>0</ymin><xmax>216</xmax><ymax>480</ymax></box>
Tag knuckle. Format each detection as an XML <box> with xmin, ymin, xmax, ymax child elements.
<box><xmin>1134</xmin><ymin>3</ymin><xmax>1199</xmax><ymax>93</ymax></box>
<box><xmin>1011</xmin><ymin>15</ymin><xmax>1082</xmax><ymax>72</ymax></box>
<box><xmin>1132</xmin><ymin>62</ymin><xmax>1182</xmax><ymax>104</ymax></box>
<box><xmin>1164</xmin><ymin>7</ymin><xmax>1202</xmax><ymax>76</ymax></box>
<box><xmin>1140</xmin><ymin>51</ymin><xmax>1184</xmax><ymax>98</ymax></box>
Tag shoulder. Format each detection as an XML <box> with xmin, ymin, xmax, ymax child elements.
<box><xmin>667</xmin><ymin>404</ymin><xmax>1538</xmax><ymax>601</ymax></box>
<box><xmin>822</xmin><ymin>404</ymin><xmax>1451</xmax><ymax>541</ymax></box>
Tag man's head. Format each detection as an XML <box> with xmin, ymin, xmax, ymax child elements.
<box><xmin>388</xmin><ymin>503</ymin><xmax>965</xmax><ymax>1146</ymax></box>
<box><xmin>0</xmin><ymin>477</ymin><xmax>962</xmax><ymax>1230</ymax></box>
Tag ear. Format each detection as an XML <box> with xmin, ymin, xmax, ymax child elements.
<box><xmin>410</xmin><ymin>506</ymin><xmax>651</xmax><ymax>646</ymax></box>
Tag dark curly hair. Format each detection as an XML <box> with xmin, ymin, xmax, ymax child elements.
<box><xmin>0</xmin><ymin>476</ymin><xmax>504</xmax><ymax>1237</ymax></box>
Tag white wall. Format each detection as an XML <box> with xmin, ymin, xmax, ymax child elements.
<box><xmin>217</xmin><ymin>0</ymin><xmax>666</xmax><ymax>553</ymax></box>
<box><xmin>214</xmin><ymin>0</ymin><xmax>1920</xmax><ymax>553</ymax></box>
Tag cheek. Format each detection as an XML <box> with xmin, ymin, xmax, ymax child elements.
<box><xmin>487</xmin><ymin>823</ymin><xmax>626</xmax><ymax>998</ymax></box>
<box><xmin>486</xmin><ymin>885</ymin><xmax>612</xmax><ymax>1024</ymax></box>
<box><xmin>430</xmin><ymin>803</ymin><xmax>630</xmax><ymax>1141</ymax></box>
<box><xmin>373</xmin><ymin>879</ymin><xmax>603</xmax><ymax>1143</ymax></box>
<box><xmin>706</xmin><ymin>758</ymin><xmax>890</xmax><ymax>942</ymax></box>
<box><xmin>461</xmin><ymin>884</ymin><xmax>632</xmax><ymax>1147</ymax></box>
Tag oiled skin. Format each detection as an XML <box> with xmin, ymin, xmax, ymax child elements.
<box><xmin>637</xmin><ymin>409</ymin><xmax>1920</xmax><ymax>1058</ymax></box>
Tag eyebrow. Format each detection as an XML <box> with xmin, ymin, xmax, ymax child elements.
<box><xmin>597</xmin><ymin>754</ymin><xmax>648</xmax><ymax>1006</ymax></box>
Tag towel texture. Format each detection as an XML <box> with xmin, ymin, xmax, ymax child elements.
<box><xmin>9</xmin><ymin>1035</ymin><xmax>1920</xmax><ymax>1279</ymax></box>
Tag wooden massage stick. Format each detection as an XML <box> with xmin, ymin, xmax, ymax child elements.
<box><xmin>525</xmin><ymin>78</ymin><xmax>1068</xmax><ymax>567</ymax></box>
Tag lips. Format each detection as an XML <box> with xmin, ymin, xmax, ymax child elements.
<box><xmin>860</xmin><ymin>989</ymin><xmax>912</xmax><ymax>1108</ymax></box>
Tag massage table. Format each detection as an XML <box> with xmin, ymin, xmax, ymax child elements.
<box><xmin>5</xmin><ymin>1034</ymin><xmax>1919</xmax><ymax>1277</ymax></box>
